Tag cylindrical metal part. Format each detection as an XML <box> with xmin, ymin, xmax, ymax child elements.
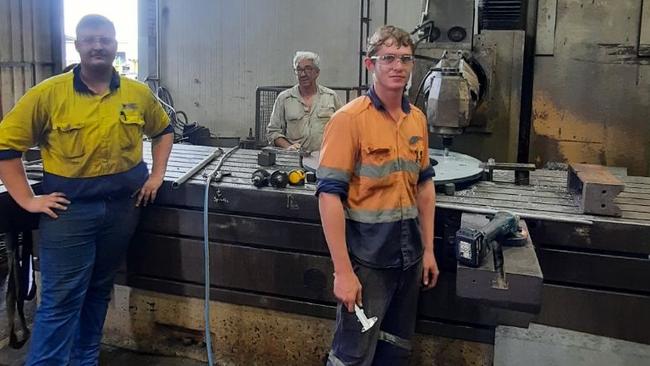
<box><xmin>172</xmin><ymin>148</ymin><xmax>223</xmax><ymax>189</ymax></box>
<box><xmin>444</xmin><ymin>183</ymin><xmax>456</xmax><ymax>196</ymax></box>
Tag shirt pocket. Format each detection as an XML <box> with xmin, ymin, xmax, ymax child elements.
<box><xmin>316</xmin><ymin>106</ymin><xmax>335</xmax><ymax>120</ymax></box>
<box><xmin>49</xmin><ymin>120</ymin><xmax>86</xmax><ymax>159</ymax></box>
<box><xmin>313</xmin><ymin>106</ymin><xmax>335</xmax><ymax>137</ymax></box>
<box><xmin>285</xmin><ymin>102</ymin><xmax>305</xmax><ymax>122</ymax></box>
<box><xmin>118</xmin><ymin>111</ymin><xmax>145</xmax><ymax>150</ymax></box>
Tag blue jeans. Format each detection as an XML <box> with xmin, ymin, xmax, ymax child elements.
<box><xmin>328</xmin><ymin>259</ymin><xmax>423</xmax><ymax>366</ymax></box>
<box><xmin>26</xmin><ymin>198</ymin><xmax>140</xmax><ymax>366</ymax></box>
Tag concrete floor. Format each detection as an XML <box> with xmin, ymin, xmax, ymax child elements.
<box><xmin>99</xmin><ymin>346</ymin><xmax>207</xmax><ymax>366</ymax></box>
<box><xmin>0</xmin><ymin>342</ymin><xmax>207</xmax><ymax>366</ymax></box>
<box><xmin>2</xmin><ymin>302</ymin><xmax>650</xmax><ymax>366</ymax></box>
<box><xmin>495</xmin><ymin>324</ymin><xmax>650</xmax><ymax>366</ymax></box>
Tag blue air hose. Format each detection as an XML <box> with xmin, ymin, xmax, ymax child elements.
<box><xmin>203</xmin><ymin>174</ymin><xmax>214</xmax><ymax>366</ymax></box>
<box><xmin>201</xmin><ymin>146</ymin><xmax>238</xmax><ymax>366</ymax></box>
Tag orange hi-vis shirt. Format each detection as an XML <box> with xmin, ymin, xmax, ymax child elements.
<box><xmin>317</xmin><ymin>87</ymin><xmax>435</xmax><ymax>269</ymax></box>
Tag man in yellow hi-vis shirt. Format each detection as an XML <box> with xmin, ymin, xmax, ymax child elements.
<box><xmin>0</xmin><ymin>15</ymin><xmax>173</xmax><ymax>365</ymax></box>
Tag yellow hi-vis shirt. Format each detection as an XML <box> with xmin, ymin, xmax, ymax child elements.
<box><xmin>0</xmin><ymin>67</ymin><xmax>171</xmax><ymax>199</ymax></box>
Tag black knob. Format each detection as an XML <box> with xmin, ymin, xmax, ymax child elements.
<box><xmin>447</xmin><ymin>26</ymin><xmax>467</xmax><ymax>42</ymax></box>
<box><xmin>251</xmin><ymin>169</ymin><xmax>270</xmax><ymax>188</ymax></box>
<box><xmin>270</xmin><ymin>170</ymin><xmax>289</xmax><ymax>188</ymax></box>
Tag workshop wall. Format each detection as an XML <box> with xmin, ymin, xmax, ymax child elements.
<box><xmin>532</xmin><ymin>0</ymin><xmax>650</xmax><ymax>175</ymax></box>
<box><xmin>3</xmin><ymin>0</ymin><xmax>649</xmax><ymax>175</ymax></box>
<box><xmin>139</xmin><ymin>0</ymin><xmax>423</xmax><ymax>140</ymax></box>
<box><xmin>0</xmin><ymin>0</ymin><xmax>63</xmax><ymax>118</ymax></box>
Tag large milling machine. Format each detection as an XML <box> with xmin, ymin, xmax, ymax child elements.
<box><xmin>0</xmin><ymin>2</ymin><xmax>648</xmax><ymax>363</ymax></box>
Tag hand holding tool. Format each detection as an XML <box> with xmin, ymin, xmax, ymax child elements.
<box><xmin>354</xmin><ymin>304</ymin><xmax>378</xmax><ymax>333</ymax></box>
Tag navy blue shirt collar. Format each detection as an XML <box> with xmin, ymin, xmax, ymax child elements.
<box><xmin>367</xmin><ymin>85</ymin><xmax>411</xmax><ymax>114</ymax></box>
<box><xmin>73</xmin><ymin>65</ymin><xmax>121</xmax><ymax>95</ymax></box>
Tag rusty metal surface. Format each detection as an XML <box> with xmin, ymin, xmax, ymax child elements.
<box><xmin>531</xmin><ymin>0</ymin><xmax>650</xmax><ymax>176</ymax></box>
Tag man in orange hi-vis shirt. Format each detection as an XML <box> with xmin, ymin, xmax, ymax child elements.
<box><xmin>317</xmin><ymin>25</ymin><xmax>438</xmax><ymax>365</ymax></box>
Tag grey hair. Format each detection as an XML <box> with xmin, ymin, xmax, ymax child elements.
<box><xmin>293</xmin><ymin>51</ymin><xmax>320</xmax><ymax>70</ymax></box>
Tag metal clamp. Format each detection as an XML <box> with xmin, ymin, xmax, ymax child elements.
<box><xmin>480</xmin><ymin>158</ymin><xmax>536</xmax><ymax>185</ymax></box>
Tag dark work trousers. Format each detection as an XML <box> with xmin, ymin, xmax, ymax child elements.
<box><xmin>25</xmin><ymin>197</ymin><xmax>140</xmax><ymax>366</ymax></box>
<box><xmin>328</xmin><ymin>259</ymin><xmax>423</xmax><ymax>366</ymax></box>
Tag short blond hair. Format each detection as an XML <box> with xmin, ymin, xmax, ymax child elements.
<box><xmin>367</xmin><ymin>25</ymin><xmax>414</xmax><ymax>57</ymax></box>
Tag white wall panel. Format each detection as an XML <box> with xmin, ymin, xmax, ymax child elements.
<box><xmin>146</xmin><ymin>0</ymin><xmax>423</xmax><ymax>138</ymax></box>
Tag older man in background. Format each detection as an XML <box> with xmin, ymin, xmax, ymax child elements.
<box><xmin>266</xmin><ymin>51</ymin><xmax>343</xmax><ymax>152</ymax></box>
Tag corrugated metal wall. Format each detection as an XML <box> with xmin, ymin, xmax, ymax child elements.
<box><xmin>142</xmin><ymin>0</ymin><xmax>423</xmax><ymax>138</ymax></box>
<box><xmin>532</xmin><ymin>0</ymin><xmax>650</xmax><ymax>175</ymax></box>
<box><xmin>0</xmin><ymin>0</ymin><xmax>63</xmax><ymax>117</ymax></box>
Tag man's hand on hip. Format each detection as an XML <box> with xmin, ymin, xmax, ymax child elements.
<box><xmin>135</xmin><ymin>175</ymin><xmax>164</xmax><ymax>207</ymax></box>
<box><xmin>333</xmin><ymin>270</ymin><xmax>363</xmax><ymax>312</ymax></box>
<box><xmin>23</xmin><ymin>192</ymin><xmax>70</xmax><ymax>219</ymax></box>
<box><xmin>422</xmin><ymin>250</ymin><xmax>439</xmax><ymax>290</ymax></box>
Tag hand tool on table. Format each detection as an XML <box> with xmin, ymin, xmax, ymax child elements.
<box><xmin>455</xmin><ymin>211</ymin><xmax>525</xmax><ymax>268</ymax></box>
<box><xmin>251</xmin><ymin>169</ymin><xmax>271</xmax><ymax>187</ymax></box>
<box><xmin>288</xmin><ymin>169</ymin><xmax>306</xmax><ymax>186</ymax></box>
<box><xmin>270</xmin><ymin>170</ymin><xmax>289</xmax><ymax>188</ymax></box>
<box><xmin>455</xmin><ymin>211</ymin><xmax>527</xmax><ymax>289</ymax></box>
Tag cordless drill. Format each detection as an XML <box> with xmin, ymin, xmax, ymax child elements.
<box><xmin>455</xmin><ymin>211</ymin><xmax>522</xmax><ymax>268</ymax></box>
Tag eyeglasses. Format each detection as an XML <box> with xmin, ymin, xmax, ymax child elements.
<box><xmin>294</xmin><ymin>66</ymin><xmax>317</xmax><ymax>75</ymax></box>
<box><xmin>78</xmin><ymin>36</ymin><xmax>116</xmax><ymax>46</ymax></box>
<box><xmin>370</xmin><ymin>54</ymin><xmax>415</xmax><ymax>65</ymax></box>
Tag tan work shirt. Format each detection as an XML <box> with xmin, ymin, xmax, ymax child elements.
<box><xmin>266</xmin><ymin>84</ymin><xmax>343</xmax><ymax>152</ymax></box>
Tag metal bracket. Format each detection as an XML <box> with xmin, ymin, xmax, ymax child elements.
<box><xmin>567</xmin><ymin>163</ymin><xmax>624</xmax><ymax>217</ymax></box>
